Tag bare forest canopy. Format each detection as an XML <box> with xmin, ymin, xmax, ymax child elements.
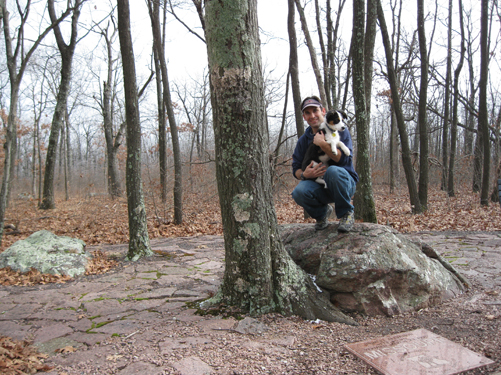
<box><xmin>0</xmin><ymin>0</ymin><xmax>500</xmax><ymax>240</ymax></box>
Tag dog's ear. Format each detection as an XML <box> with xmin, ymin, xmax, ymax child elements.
<box><xmin>325</xmin><ymin>111</ymin><xmax>337</xmax><ymax>124</ymax></box>
<box><xmin>340</xmin><ymin>111</ymin><xmax>348</xmax><ymax>120</ymax></box>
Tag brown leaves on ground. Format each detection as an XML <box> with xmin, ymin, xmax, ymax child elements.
<box><xmin>2</xmin><ymin>185</ymin><xmax>500</xmax><ymax>254</ymax></box>
<box><xmin>0</xmin><ymin>336</ymin><xmax>52</xmax><ymax>374</ymax></box>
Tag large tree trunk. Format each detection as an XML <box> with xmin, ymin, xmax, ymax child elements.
<box><xmin>352</xmin><ymin>0</ymin><xmax>377</xmax><ymax>223</ymax></box>
<box><xmin>478</xmin><ymin>0</ymin><xmax>490</xmax><ymax>205</ymax></box>
<box><xmin>40</xmin><ymin>0</ymin><xmax>83</xmax><ymax>210</ymax></box>
<box><xmin>417</xmin><ymin>0</ymin><xmax>429</xmax><ymax>211</ymax></box>
<box><xmin>203</xmin><ymin>0</ymin><xmax>354</xmax><ymax>325</ymax></box>
<box><xmin>117</xmin><ymin>0</ymin><xmax>153</xmax><ymax>261</ymax></box>
<box><xmin>377</xmin><ymin>0</ymin><xmax>421</xmax><ymax>213</ymax></box>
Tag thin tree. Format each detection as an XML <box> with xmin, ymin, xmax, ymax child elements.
<box><xmin>287</xmin><ymin>0</ymin><xmax>303</xmax><ymax>138</ymax></box>
<box><xmin>147</xmin><ymin>0</ymin><xmax>183</xmax><ymax>224</ymax></box>
<box><xmin>116</xmin><ymin>0</ymin><xmax>153</xmax><ymax>260</ymax></box>
<box><xmin>478</xmin><ymin>0</ymin><xmax>490</xmax><ymax>205</ymax></box>
<box><xmin>294</xmin><ymin>0</ymin><xmax>327</xmax><ymax>105</ymax></box>
<box><xmin>417</xmin><ymin>0</ymin><xmax>429</xmax><ymax>211</ymax></box>
<box><xmin>447</xmin><ymin>0</ymin><xmax>465</xmax><ymax>197</ymax></box>
<box><xmin>203</xmin><ymin>0</ymin><xmax>354</xmax><ymax>324</ymax></box>
<box><xmin>40</xmin><ymin>0</ymin><xmax>84</xmax><ymax>209</ymax></box>
<box><xmin>441</xmin><ymin>0</ymin><xmax>453</xmax><ymax>191</ymax></box>
<box><xmin>0</xmin><ymin>0</ymin><xmax>71</xmax><ymax>245</ymax></box>
<box><xmin>377</xmin><ymin>0</ymin><xmax>421</xmax><ymax>213</ymax></box>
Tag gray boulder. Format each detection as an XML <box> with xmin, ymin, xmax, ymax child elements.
<box><xmin>280</xmin><ymin>223</ymin><xmax>467</xmax><ymax>316</ymax></box>
<box><xmin>0</xmin><ymin>230</ymin><xmax>91</xmax><ymax>277</ymax></box>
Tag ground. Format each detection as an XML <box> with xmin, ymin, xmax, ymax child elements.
<box><xmin>0</xmin><ymin>186</ymin><xmax>500</xmax><ymax>374</ymax></box>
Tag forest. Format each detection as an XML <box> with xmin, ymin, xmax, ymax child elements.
<box><xmin>1</xmin><ymin>0</ymin><xmax>501</xmax><ymax>252</ymax></box>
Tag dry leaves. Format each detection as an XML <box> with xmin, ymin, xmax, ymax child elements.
<box><xmin>0</xmin><ymin>336</ymin><xmax>52</xmax><ymax>374</ymax></box>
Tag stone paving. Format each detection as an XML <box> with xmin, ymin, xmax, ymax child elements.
<box><xmin>0</xmin><ymin>231</ymin><xmax>500</xmax><ymax>374</ymax></box>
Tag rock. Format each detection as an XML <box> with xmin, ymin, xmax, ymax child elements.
<box><xmin>0</xmin><ymin>230</ymin><xmax>91</xmax><ymax>277</ymax></box>
<box><xmin>280</xmin><ymin>223</ymin><xmax>466</xmax><ymax>316</ymax></box>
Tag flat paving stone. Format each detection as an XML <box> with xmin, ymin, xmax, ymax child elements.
<box><xmin>172</xmin><ymin>355</ymin><xmax>214</xmax><ymax>375</ymax></box>
<box><xmin>34</xmin><ymin>323</ymin><xmax>74</xmax><ymax>344</ymax></box>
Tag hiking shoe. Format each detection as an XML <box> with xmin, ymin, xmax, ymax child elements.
<box><xmin>315</xmin><ymin>205</ymin><xmax>333</xmax><ymax>231</ymax></box>
<box><xmin>338</xmin><ymin>211</ymin><xmax>355</xmax><ymax>233</ymax></box>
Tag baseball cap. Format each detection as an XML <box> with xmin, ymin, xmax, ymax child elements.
<box><xmin>301</xmin><ymin>98</ymin><xmax>323</xmax><ymax>112</ymax></box>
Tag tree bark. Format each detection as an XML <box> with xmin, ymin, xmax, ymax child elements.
<box><xmin>441</xmin><ymin>0</ymin><xmax>453</xmax><ymax>191</ymax></box>
<box><xmin>478</xmin><ymin>0</ymin><xmax>490</xmax><ymax>205</ymax></box>
<box><xmin>203</xmin><ymin>0</ymin><xmax>354</xmax><ymax>324</ymax></box>
<box><xmin>352</xmin><ymin>0</ymin><xmax>377</xmax><ymax>223</ymax></box>
<box><xmin>417</xmin><ymin>0</ymin><xmax>429</xmax><ymax>211</ymax></box>
<box><xmin>117</xmin><ymin>0</ymin><xmax>153</xmax><ymax>260</ymax></box>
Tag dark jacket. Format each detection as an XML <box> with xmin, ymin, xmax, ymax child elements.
<box><xmin>292</xmin><ymin>126</ymin><xmax>359</xmax><ymax>183</ymax></box>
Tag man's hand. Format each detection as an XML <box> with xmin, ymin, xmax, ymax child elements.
<box><xmin>303</xmin><ymin>161</ymin><xmax>326</xmax><ymax>179</ymax></box>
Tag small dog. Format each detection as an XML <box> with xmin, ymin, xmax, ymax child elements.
<box><xmin>301</xmin><ymin>110</ymin><xmax>350</xmax><ymax>188</ymax></box>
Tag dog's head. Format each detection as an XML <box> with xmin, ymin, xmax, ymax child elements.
<box><xmin>325</xmin><ymin>110</ymin><xmax>348</xmax><ymax>131</ymax></box>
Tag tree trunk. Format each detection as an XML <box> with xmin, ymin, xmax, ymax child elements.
<box><xmin>377</xmin><ymin>0</ymin><xmax>421</xmax><ymax>213</ymax></box>
<box><xmin>441</xmin><ymin>0</ymin><xmax>453</xmax><ymax>191</ymax></box>
<box><xmin>148</xmin><ymin>0</ymin><xmax>183</xmax><ymax>224</ymax></box>
<box><xmin>0</xmin><ymin>1</ymin><xmax>69</xmax><ymax>245</ymax></box>
<box><xmin>448</xmin><ymin>0</ymin><xmax>465</xmax><ymax>197</ymax></box>
<box><xmin>117</xmin><ymin>0</ymin><xmax>153</xmax><ymax>261</ymax></box>
<box><xmin>40</xmin><ymin>0</ymin><xmax>83</xmax><ymax>210</ymax></box>
<box><xmin>352</xmin><ymin>0</ymin><xmax>377</xmax><ymax>223</ymax></box>
<box><xmin>287</xmin><ymin>0</ymin><xmax>303</xmax><ymax>138</ymax></box>
<box><xmin>478</xmin><ymin>0</ymin><xmax>490</xmax><ymax>205</ymax></box>
<box><xmin>294</xmin><ymin>0</ymin><xmax>327</xmax><ymax>106</ymax></box>
<box><xmin>203</xmin><ymin>0</ymin><xmax>354</xmax><ymax>324</ymax></box>
<box><xmin>417</xmin><ymin>0</ymin><xmax>429</xmax><ymax>211</ymax></box>
<box><xmin>154</xmin><ymin>46</ymin><xmax>168</xmax><ymax>203</ymax></box>
<box><xmin>101</xmin><ymin>25</ymin><xmax>122</xmax><ymax>199</ymax></box>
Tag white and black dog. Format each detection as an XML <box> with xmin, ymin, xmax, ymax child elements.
<box><xmin>301</xmin><ymin>110</ymin><xmax>350</xmax><ymax>188</ymax></box>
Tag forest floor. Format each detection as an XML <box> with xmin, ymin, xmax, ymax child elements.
<box><xmin>1</xmin><ymin>185</ymin><xmax>500</xmax><ymax>374</ymax></box>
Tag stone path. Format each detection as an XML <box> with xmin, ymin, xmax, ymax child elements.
<box><xmin>0</xmin><ymin>231</ymin><xmax>500</xmax><ymax>374</ymax></box>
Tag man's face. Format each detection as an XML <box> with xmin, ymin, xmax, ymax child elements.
<box><xmin>302</xmin><ymin>106</ymin><xmax>326</xmax><ymax>129</ymax></box>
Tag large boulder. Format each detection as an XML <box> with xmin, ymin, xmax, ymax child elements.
<box><xmin>280</xmin><ymin>223</ymin><xmax>467</xmax><ymax>316</ymax></box>
<box><xmin>0</xmin><ymin>230</ymin><xmax>91</xmax><ymax>277</ymax></box>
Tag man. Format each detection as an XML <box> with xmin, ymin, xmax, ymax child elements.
<box><xmin>292</xmin><ymin>96</ymin><xmax>358</xmax><ymax>232</ymax></box>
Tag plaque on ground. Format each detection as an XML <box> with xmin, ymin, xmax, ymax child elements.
<box><xmin>345</xmin><ymin>328</ymin><xmax>494</xmax><ymax>375</ymax></box>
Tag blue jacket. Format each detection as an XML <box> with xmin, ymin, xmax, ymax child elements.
<box><xmin>292</xmin><ymin>126</ymin><xmax>359</xmax><ymax>183</ymax></box>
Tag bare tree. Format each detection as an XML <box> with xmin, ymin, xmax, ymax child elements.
<box><xmin>417</xmin><ymin>0</ymin><xmax>429</xmax><ymax>210</ymax></box>
<box><xmin>478</xmin><ymin>0</ymin><xmax>490</xmax><ymax>205</ymax></box>
<box><xmin>116</xmin><ymin>0</ymin><xmax>152</xmax><ymax>260</ymax></box>
<box><xmin>147</xmin><ymin>0</ymin><xmax>183</xmax><ymax>224</ymax></box>
<box><xmin>0</xmin><ymin>0</ymin><xmax>71</xmax><ymax>245</ymax></box>
<box><xmin>287</xmin><ymin>0</ymin><xmax>303</xmax><ymax>138</ymax></box>
<box><xmin>40</xmin><ymin>0</ymin><xmax>85</xmax><ymax>209</ymax></box>
<box><xmin>377</xmin><ymin>0</ymin><xmax>421</xmax><ymax>213</ymax></box>
<box><xmin>447</xmin><ymin>0</ymin><xmax>465</xmax><ymax>197</ymax></box>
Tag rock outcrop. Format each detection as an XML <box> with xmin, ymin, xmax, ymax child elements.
<box><xmin>0</xmin><ymin>230</ymin><xmax>91</xmax><ymax>277</ymax></box>
<box><xmin>280</xmin><ymin>223</ymin><xmax>467</xmax><ymax>316</ymax></box>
